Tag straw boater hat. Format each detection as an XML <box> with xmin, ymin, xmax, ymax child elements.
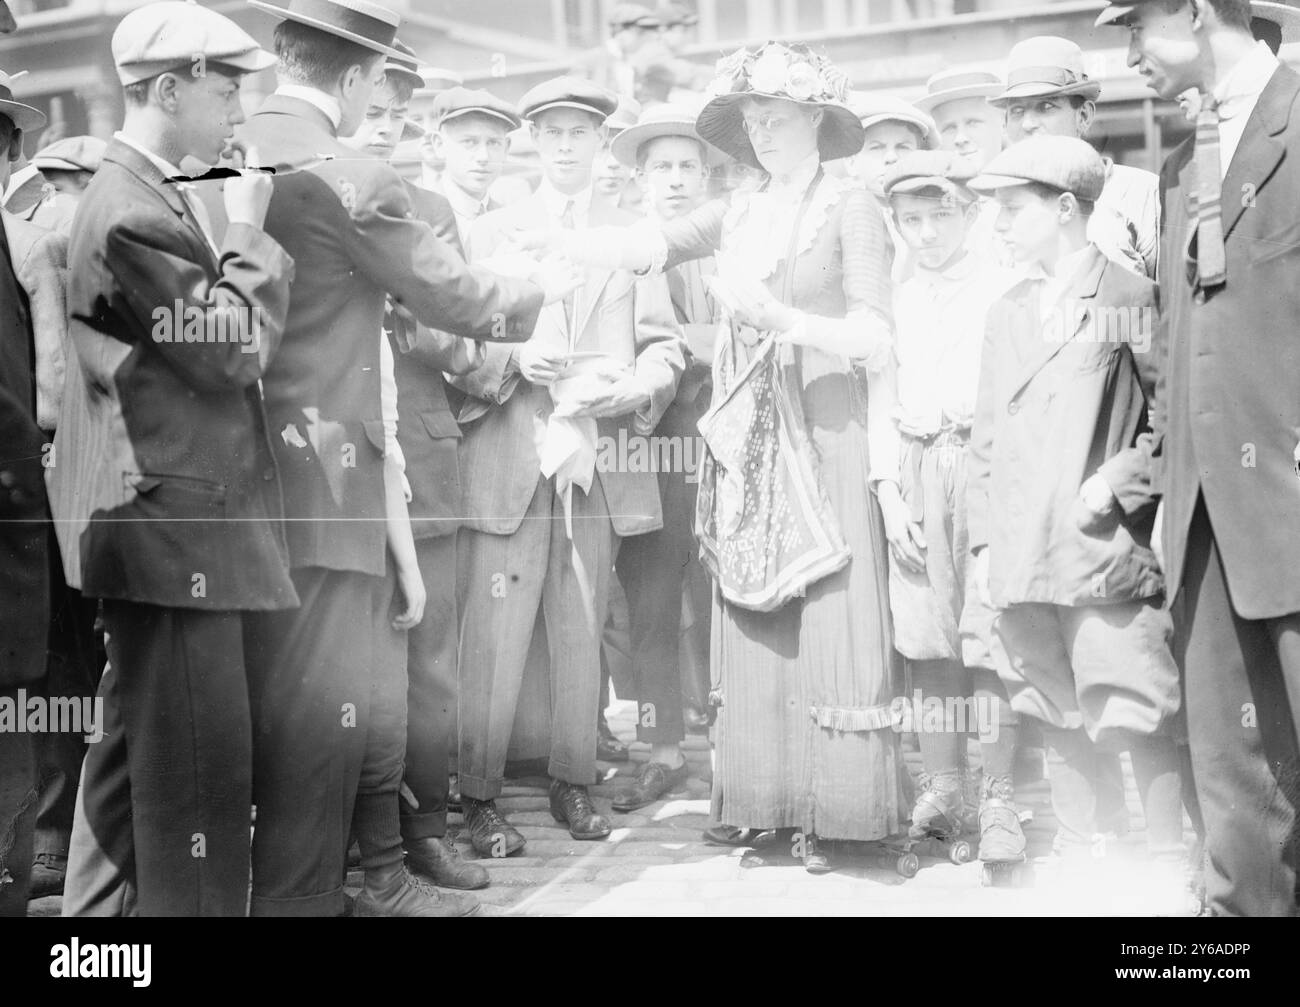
<box><xmin>247</xmin><ymin>0</ymin><xmax>406</xmax><ymax>60</ymax></box>
<box><xmin>989</xmin><ymin>36</ymin><xmax>1102</xmax><ymax>106</ymax></box>
<box><xmin>1252</xmin><ymin>0</ymin><xmax>1300</xmax><ymax>46</ymax></box>
<box><xmin>610</xmin><ymin>102</ymin><xmax>727</xmax><ymax>168</ymax></box>
<box><xmin>852</xmin><ymin>93</ymin><xmax>938</xmax><ymax>149</ymax></box>
<box><xmin>913</xmin><ymin>65</ymin><xmax>1002</xmax><ymax>114</ymax></box>
<box><xmin>695</xmin><ymin>41</ymin><xmax>861</xmax><ymax>168</ymax></box>
<box><xmin>0</xmin><ymin>70</ymin><xmax>44</xmax><ymax>132</ymax></box>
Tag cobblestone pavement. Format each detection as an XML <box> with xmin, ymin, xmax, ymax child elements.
<box><xmin>28</xmin><ymin>700</ymin><xmax>1199</xmax><ymax>918</ymax></box>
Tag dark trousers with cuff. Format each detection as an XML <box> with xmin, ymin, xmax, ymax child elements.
<box><xmin>1179</xmin><ymin>496</ymin><xmax>1300</xmax><ymax>916</ymax></box>
<box><xmin>64</xmin><ymin>602</ymin><xmax>254</xmax><ymax>917</ymax></box>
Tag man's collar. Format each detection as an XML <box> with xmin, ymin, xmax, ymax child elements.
<box><xmin>1212</xmin><ymin>40</ymin><xmax>1279</xmax><ymax>117</ymax></box>
<box><xmin>442</xmin><ymin>176</ymin><xmax>490</xmax><ymax>218</ymax></box>
<box><xmin>2</xmin><ymin>163</ymin><xmax>40</xmax><ymax>204</ymax></box>
<box><xmin>275</xmin><ymin>84</ymin><xmax>343</xmax><ymax>131</ymax></box>
<box><xmin>113</xmin><ymin>130</ymin><xmax>183</xmax><ymax>179</ymax></box>
<box><xmin>537</xmin><ymin>178</ymin><xmax>594</xmax><ymax>220</ymax></box>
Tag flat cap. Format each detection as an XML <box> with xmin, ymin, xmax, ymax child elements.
<box><xmin>518</xmin><ymin>76</ymin><xmax>618</xmax><ymax>122</ymax></box>
<box><xmin>883</xmin><ymin>148</ymin><xmax>977</xmax><ymax>197</ymax></box>
<box><xmin>433</xmin><ymin>86</ymin><xmax>521</xmax><ymax>131</ymax></box>
<box><xmin>1094</xmin><ymin>0</ymin><xmax>1156</xmax><ymax>27</ymax></box>
<box><xmin>112</xmin><ymin>1</ymin><xmax>276</xmax><ymax>86</ymax></box>
<box><xmin>33</xmin><ymin>135</ymin><xmax>106</xmax><ymax>173</ymax></box>
<box><xmin>969</xmin><ymin>134</ymin><xmax>1105</xmax><ymax>202</ymax></box>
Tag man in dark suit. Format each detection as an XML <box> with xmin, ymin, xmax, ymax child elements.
<box><xmin>453</xmin><ymin>77</ymin><xmax>684</xmax><ymax>854</ymax></box>
<box><xmin>338</xmin><ymin>41</ymin><xmax>491</xmax><ymax>897</ymax></box>
<box><xmin>240</xmin><ymin>0</ymin><xmax>575</xmax><ymax>916</ymax></box>
<box><xmin>0</xmin><ymin>208</ymin><xmax>51</xmax><ymax>918</ymax></box>
<box><xmin>57</xmin><ymin>1</ymin><xmax>297</xmax><ymax>917</ymax></box>
<box><xmin>1098</xmin><ymin>0</ymin><xmax>1300</xmax><ymax>915</ymax></box>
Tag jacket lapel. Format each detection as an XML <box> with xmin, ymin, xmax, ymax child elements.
<box><xmin>103</xmin><ymin>139</ymin><xmax>214</xmax><ymax>266</ymax></box>
<box><xmin>1221</xmin><ymin>66</ymin><xmax>1298</xmax><ymax>240</ymax></box>
<box><xmin>1010</xmin><ymin>247</ymin><xmax>1106</xmax><ymax>398</ymax></box>
<box><xmin>512</xmin><ymin>194</ymin><xmax>568</xmax><ymax>350</ymax></box>
<box><xmin>571</xmin><ymin>196</ymin><xmax>616</xmax><ymax>342</ymax></box>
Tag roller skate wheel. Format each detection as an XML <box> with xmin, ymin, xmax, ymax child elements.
<box><xmin>949</xmin><ymin>840</ymin><xmax>973</xmax><ymax>865</ymax></box>
<box><xmin>896</xmin><ymin>852</ymin><xmax>920</xmax><ymax>878</ymax></box>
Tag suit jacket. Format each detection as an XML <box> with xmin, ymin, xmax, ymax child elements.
<box><xmin>389</xmin><ymin>179</ymin><xmax>476</xmax><ymax>540</ymax></box>
<box><xmin>967</xmin><ymin>246</ymin><xmax>1163</xmax><ymax>608</ymax></box>
<box><xmin>1148</xmin><ymin>65</ymin><xmax>1300</xmax><ymax>619</ymax></box>
<box><xmin>663</xmin><ymin>251</ymin><xmax>719</xmax><ymax>405</ymax></box>
<box><xmin>240</xmin><ymin>95</ymin><xmax>545</xmax><ymax>575</ymax></box>
<box><xmin>3</xmin><ymin>211</ymin><xmax>68</xmax><ymax>432</ymax></box>
<box><xmin>54</xmin><ymin>137</ymin><xmax>298</xmax><ymax>610</ymax></box>
<box><xmin>455</xmin><ymin>191</ymin><xmax>685</xmax><ymax>536</ymax></box>
<box><xmin>0</xmin><ymin>211</ymin><xmax>48</xmax><ymax>687</ymax></box>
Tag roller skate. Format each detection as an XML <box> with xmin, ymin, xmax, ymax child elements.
<box><xmin>889</xmin><ymin>770</ymin><xmax>974</xmax><ymax>869</ymax></box>
<box><xmin>978</xmin><ymin>774</ymin><xmax>1028</xmax><ymax>887</ymax></box>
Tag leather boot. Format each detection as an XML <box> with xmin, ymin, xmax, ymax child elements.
<box><xmin>406</xmin><ymin>836</ymin><xmax>488</xmax><ymax>891</ymax></box>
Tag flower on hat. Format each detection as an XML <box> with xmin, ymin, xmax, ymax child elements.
<box><xmin>707</xmin><ymin>41</ymin><xmax>849</xmax><ymax>105</ymax></box>
<box><xmin>748</xmin><ymin>46</ymin><xmax>790</xmax><ymax>94</ymax></box>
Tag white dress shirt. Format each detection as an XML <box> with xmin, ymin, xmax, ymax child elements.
<box><xmin>893</xmin><ymin>252</ymin><xmax>1018</xmax><ymax>437</ymax></box>
<box><xmin>274</xmin><ymin>84</ymin><xmax>343</xmax><ymax>131</ymax></box>
<box><xmin>441</xmin><ymin>177</ymin><xmax>492</xmax><ymax>244</ymax></box>
<box><xmin>1211</xmin><ymin>40</ymin><xmax>1279</xmax><ymax>180</ymax></box>
<box><xmin>536</xmin><ymin>178</ymin><xmax>595</xmax><ymax>229</ymax></box>
<box><xmin>1034</xmin><ymin>243</ymin><xmax>1097</xmax><ymax>319</ymax></box>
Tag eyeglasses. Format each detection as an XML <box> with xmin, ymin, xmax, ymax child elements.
<box><xmin>741</xmin><ymin>113</ymin><xmax>798</xmax><ymax>136</ymax></box>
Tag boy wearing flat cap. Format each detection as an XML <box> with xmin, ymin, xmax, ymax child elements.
<box><xmin>879</xmin><ymin>150</ymin><xmax>1024</xmax><ymax>864</ymax></box>
<box><xmin>430</xmin><ymin>87</ymin><xmax>520</xmax><ymax>244</ymax></box>
<box><xmin>991</xmin><ymin>36</ymin><xmax>1160</xmax><ymax>280</ymax></box>
<box><xmin>966</xmin><ymin>136</ymin><xmax>1188</xmax><ymax>885</ymax></box>
<box><xmin>454</xmin><ymin>76</ymin><xmax>684</xmax><ymax>853</ymax></box>
<box><xmin>57</xmin><ymin>0</ymin><xmax>295</xmax><ymax>917</ymax></box>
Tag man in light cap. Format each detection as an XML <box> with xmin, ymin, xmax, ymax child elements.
<box><xmin>1098</xmin><ymin>0</ymin><xmax>1300</xmax><ymax>916</ymax></box>
<box><xmin>877</xmin><ymin>150</ymin><xmax>1023</xmax><ymax>867</ymax></box>
<box><xmin>238</xmin><ymin>0</ymin><xmax>577</xmax><ymax>917</ymax></box>
<box><xmin>25</xmin><ymin>136</ymin><xmax>106</xmax><ymax>234</ymax></box>
<box><xmin>57</xmin><ymin>0</ymin><xmax>295</xmax><ymax>917</ymax></box>
<box><xmin>453</xmin><ymin>76</ymin><xmax>683</xmax><ymax>853</ymax></box>
<box><xmin>429</xmin><ymin>86</ymin><xmax>520</xmax><ymax>243</ymax></box>
<box><xmin>966</xmin><ymin>136</ymin><xmax>1189</xmax><ymax>894</ymax></box>
<box><xmin>991</xmin><ymin>36</ymin><xmax>1159</xmax><ymax>279</ymax></box>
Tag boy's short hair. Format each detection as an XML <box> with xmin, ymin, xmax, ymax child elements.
<box><xmin>274</xmin><ymin>21</ymin><xmax>382</xmax><ymax>90</ymax></box>
<box><xmin>384</xmin><ymin>72</ymin><xmax>415</xmax><ymax>105</ymax></box>
<box><xmin>1021</xmin><ymin>180</ymin><xmax>1096</xmax><ymax>218</ymax></box>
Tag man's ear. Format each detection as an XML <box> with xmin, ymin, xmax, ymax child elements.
<box><xmin>431</xmin><ymin>130</ymin><xmax>447</xmax><ymax>160</ymax></box>
<box><xmin>1076</xmin><ymin>100</ymin><xmax>1096</xmax><ymax>137</ymax></box>
<box><xmin>1188</xmin><ymin>0</ymin><xmax>1206</xmax><ymax>29</ymax></box>
<box><xmin>6</xmin><ymin>127</ymin><xmax>22</xmax><ymax>164</ymax></box>
<box><xmin>1058</xmin><ymin>191</ymin><xmax>1079</xmax><ymax>221</ymax></box>
<box><xmin>155</xmin><ymin>72</ymin><xmax>182</xmax><ymax>112</ymax></box>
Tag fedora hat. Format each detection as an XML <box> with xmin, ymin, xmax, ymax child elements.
<box><xmin>248</xmin><ymin>0</ymin><xmax>405</xmax><ymax>60</ymax></box>
<box><xmin>0</xmin><ymin>70</ymin><xmax>43</xmax><ymax>132</ymax></box>
<box><xmin>696</xmin><ymin>42</ymin><xmax>861</xmax><ymax>168</ymax></box>
<box><xmin>610</xmin><ymin>102</ymin><xmax>726</xmax><ymax>168</ymax></box>
<box><xmin>990</xmin><ymin>36</ymin><xmax>1101</xmax><ymax>105</ymax></box>
<box><xmin>914</xmin><ymin>65</ymin><xmax>1002</xmax><ymax>114</ymax></box>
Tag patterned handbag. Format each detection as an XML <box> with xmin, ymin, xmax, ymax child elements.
<box><xmin>696</xmin><ymin>334</ymin><xmax>850</xmax><ymax>611</ymax></box>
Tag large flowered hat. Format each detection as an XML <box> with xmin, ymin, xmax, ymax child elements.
<box><xmin>695</xmin><ymin>41</ymin><xmax>861</xmax><ymax>168</ymax></box>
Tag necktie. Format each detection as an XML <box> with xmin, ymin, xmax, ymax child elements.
<box><xmin>559</xmin><ymin>199</ymin><xmax>576</xmax><ymax>332</ymax></box>
<box><xmin>1191</xmin><ymin>92</ymin><xmax>1226</xmax><ymax>289</ymax></box>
